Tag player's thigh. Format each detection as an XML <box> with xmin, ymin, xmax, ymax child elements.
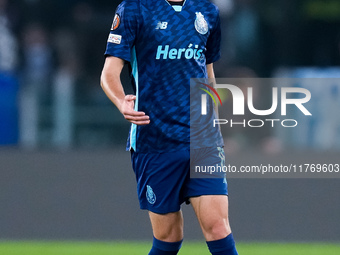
<box><xmin>190</xmin><ymin>195</ymin><xmax>231</xmax><ymax>241</ymax></box>
<box><xmin>148</xmin><ymin>210</ymin><xmax>184</xmax><ymax>242</ymax></box>
<box><xmin>131</xmin><ymin>149</ymin><xmax>190</xmax><ymax>214</ymax></box>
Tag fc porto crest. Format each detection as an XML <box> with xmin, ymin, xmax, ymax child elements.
<box><xmin>195</xmin><ymin>12</ymin><xmax>208</xmax><ymax>35</ymax></box>
<box><xmin>146</xmin><ymin>185</ymin><xmax>156</xmax><ymax>205</ymax></box>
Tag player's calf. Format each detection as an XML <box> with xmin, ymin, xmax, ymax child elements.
<box><xmin>190</xmin><ymin>195</ymin><xmax>238</xmax><ymax>255</ymax></box>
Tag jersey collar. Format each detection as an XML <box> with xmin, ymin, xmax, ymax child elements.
<box><xmin>165</xmin><ymin>0</ymin><xmax>188</xmax><ymax>12</ymax></box>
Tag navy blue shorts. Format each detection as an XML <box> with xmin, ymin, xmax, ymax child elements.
<box><xmin>131</xmin><ymin>147</ymin><xmax>228</xmax><ymax>214</ymax></box>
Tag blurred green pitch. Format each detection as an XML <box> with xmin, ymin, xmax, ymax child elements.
<box><xmin>1</xmin><ymin>242</ymin><xmax>340</xmax><ymax>255</ymax></box>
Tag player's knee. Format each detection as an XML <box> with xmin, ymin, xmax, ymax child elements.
<box><xmin>155</xmin><ymin>226</ymin><xmax>183</xmax><ymax>242</ymax></box>
<box><xmin>153</xmin><ymin>219</ymin><xmax>184</xmax><ymax>242</ymax></box>
<box><xmin>150</xmin><ymin>211</ymin><xmax>184</xmax><ymax>242</ymax></box>
<box><xmin>203</xmin><ymin>218</ymin><xmax>231</xmax><ymax>241</ymax></box>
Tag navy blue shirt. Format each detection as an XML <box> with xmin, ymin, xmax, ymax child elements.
<box><xmin>105</xmin><ymin>0</ymin><xmax>223</xmax><ymax>152</ymax></box>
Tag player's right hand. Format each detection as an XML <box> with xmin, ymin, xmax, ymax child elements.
<box><xmin>120</xmin><ymin>95</ymin><xmax>150</xmax><ymax>125</ymax></box>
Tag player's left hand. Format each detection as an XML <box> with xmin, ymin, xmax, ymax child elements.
<box><xmin>120</xmin><ymin>95</ymin><xmax>150</xmax><ymax>125</ymax></box>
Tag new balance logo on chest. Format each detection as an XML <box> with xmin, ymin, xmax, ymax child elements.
<box><xmin>156</xmin><ymin>21</ymin><xmax>168</xmax><ymax>30</ymax></box>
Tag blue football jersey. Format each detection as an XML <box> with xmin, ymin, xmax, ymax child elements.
<box><xmin>105</xmin><ymin>0</ymin><xmax>223</xmax><ymax>153</ymax></box>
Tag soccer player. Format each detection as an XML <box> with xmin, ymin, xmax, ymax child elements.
<box><xmin>100</xmin><ymin>0</ymin><xmax>238</xmax><ymax>254</ymax></box>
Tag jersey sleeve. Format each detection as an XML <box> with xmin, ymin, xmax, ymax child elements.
<box><xmin>205</xmin><ymin>7</ymin><xmax>221</xmax><ymax>65</ymax></box>
<box><xmin>104</xmin><ymin>0</ymin><xmax>139</xmax><ymax>62</ymax></box>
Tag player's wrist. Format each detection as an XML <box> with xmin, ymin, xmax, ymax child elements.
<box><xmin>117</xmin><ymin>95</ymin><xmax>134</xmax><ymax>114</ymax></box>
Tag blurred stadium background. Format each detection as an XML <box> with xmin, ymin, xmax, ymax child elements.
<box><xmin>1</xmin><ymin>0</ymin><xmax>340</xmax><ymax>254</ymax></box>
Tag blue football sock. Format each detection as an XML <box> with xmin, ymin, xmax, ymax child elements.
<box><xmin>148</xmin><ymin>236</ymin><xmax>183</xmax><ymax>255</ymax></box>
<box><xmin>206</xmin><ymin>233</ymin><xmax>238</xmax><ymax>255</ymax></box>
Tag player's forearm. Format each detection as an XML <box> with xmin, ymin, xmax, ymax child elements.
<box><xmin>206</xmin><ymin>63</ymin><xmax>220</xmax><ymax>117</ymax></box>
<box><xmin>100</xmin><ymin>57</ymin><xmax>150</xmax><ymax>125</ymax></box>
<box><xmin>101</xmin><ymin>73</ymin><xmax>126</xmax><ymax>112</ymax></box>
<box><xmin>100</xmin><ymin>57</ymin><xmax>126</xmax><ymax>112</ymax></box>
<box><xmin>207</xmin><ymin>63</ymin><xmax>215</xmax><ymax>79</ymax></box>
